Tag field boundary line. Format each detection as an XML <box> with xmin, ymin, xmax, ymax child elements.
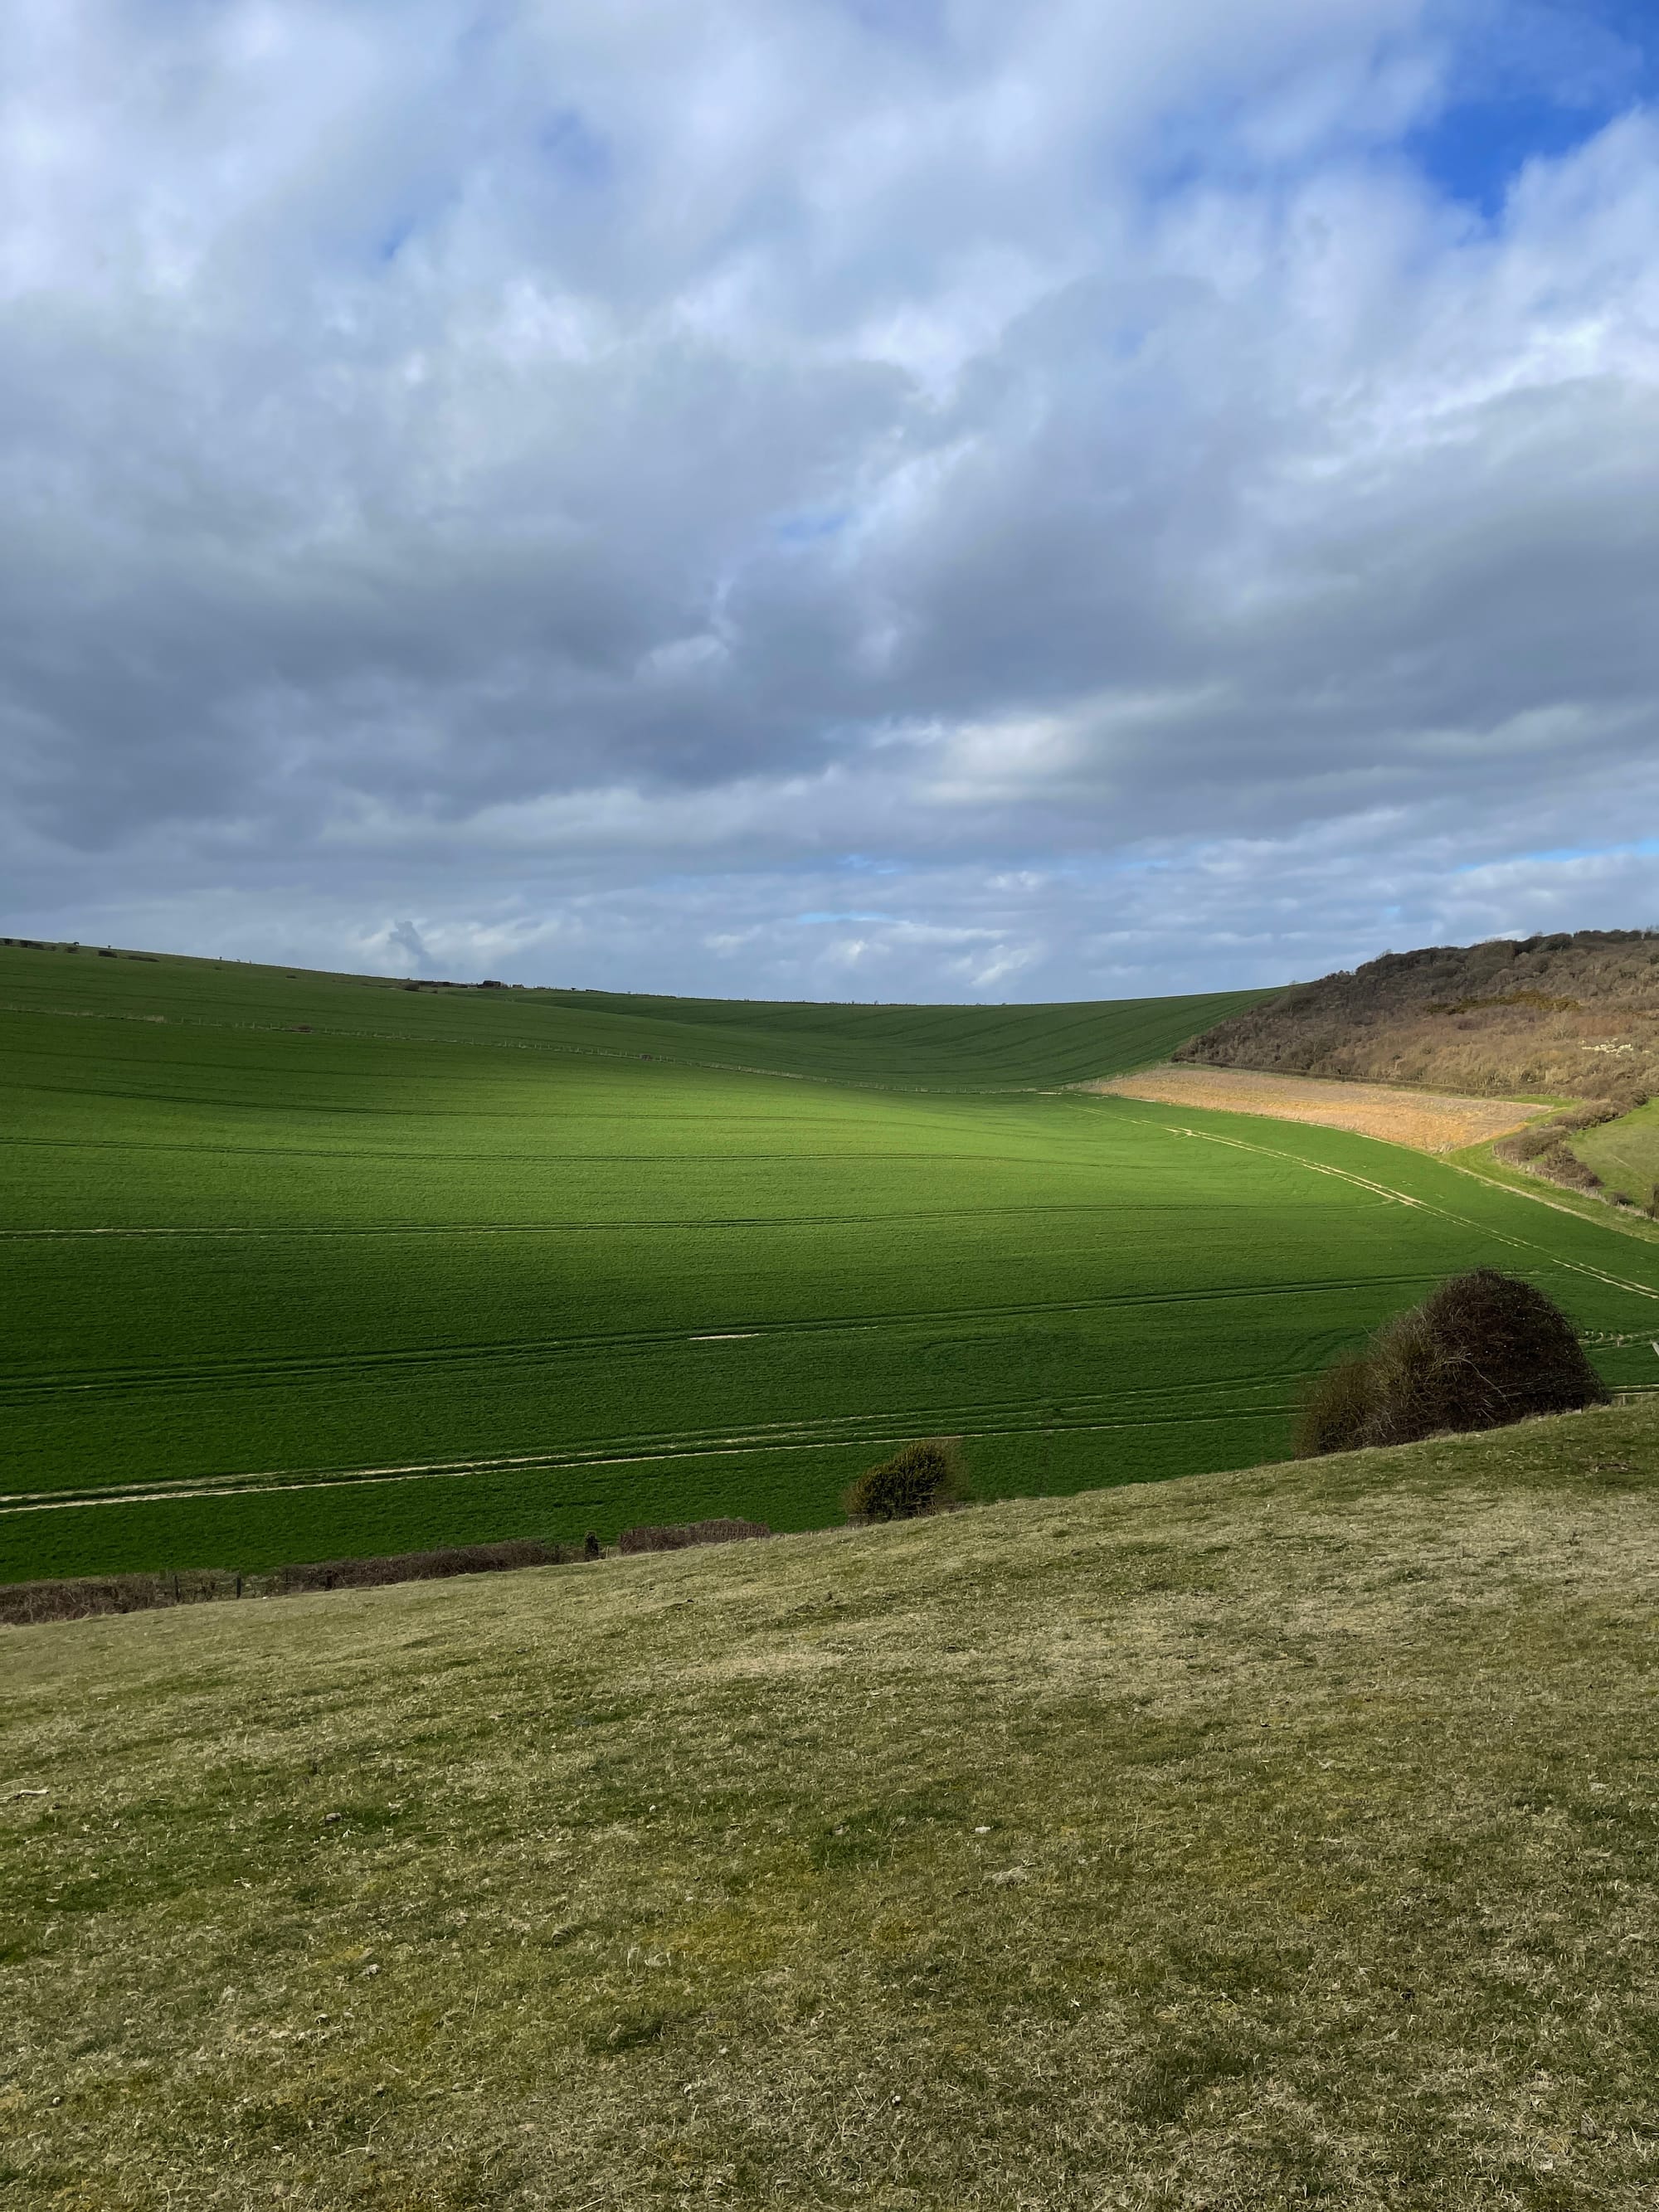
<box><xmin>1444</xmin><ymin>1155</ymin><xmax>1659</xmax><ymax>1248</ymax></box>
<box><xmin>0</xmin><ymin>1271</ymin><xmax>1446</xmax><ymax>1410</ymax></box>
<box><xmin>1165</xmin><ymin>1124</ymin><xmax>1659</xmax><ymax>1305</ymax></box>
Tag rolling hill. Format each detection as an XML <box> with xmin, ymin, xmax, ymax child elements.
<box><xmin>5</xmin><ymin>941</ymin><xmax>1659</xmax><ymax>1586</ymax></box>
<box><xmin>1175</xmin><ymin>927</ymin><xmax>1659</xmax><ymax>1106</ymax></box>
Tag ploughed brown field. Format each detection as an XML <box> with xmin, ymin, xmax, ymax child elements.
<box><xmin>1086</xmin><ymin>1063</ymin><xmax>1540</xmax><ymax>1152</ymax></box>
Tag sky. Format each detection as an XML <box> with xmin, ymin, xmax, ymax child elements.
<box><xmin>3</xmin><ymin>0</ymin><xmax>1658</xmax><ymax>1001</ymax></box>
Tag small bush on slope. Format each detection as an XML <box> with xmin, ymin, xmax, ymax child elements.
<box><xmin>844</xmin><ymin>1438</ymin><xmax>968</xmax><ymax>1521</ymax></box>
<box><xmin>1295</xmin><ymin>1268</ymin><xmax>1608</xmax><ymax>1457</ymax></box>
<box><xmin>1292</xmin><ymin>1353</ymin><xmax>1374</xmax><ymax>1457</ymax></box>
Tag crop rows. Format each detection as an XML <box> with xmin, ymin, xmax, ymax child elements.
<box><xmin>5</xmin><ymin>947</ymin><xmax>1659</xmax><ymax>1582</ymax></box>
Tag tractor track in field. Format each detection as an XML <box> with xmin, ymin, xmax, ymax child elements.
<box><xmin>0</xmin><ymin>1189</ymin><xmax>1401</xmax><ymax>1238</ymax></box>
<box><xmin>0</xmin><ymin>1137</ymin><xmax>997</xmax><ymax>1166</ymax></box>
<box><xmin>2</xmin><ymin>1363</ymin><xmax>1302</xmax><ymax>1502</ymax></box>
<box><xmin>0</xmin><ymin>1271</ymin><xmax>1447</xmax><ymax>1410</ymax></box>
<box><xmin>1160</xmin><ymin>1125</ymin><xmax>1659</xmax><ymax>1305</ymax></box>
<box><xmin>0</xmin><ymin>1379</ymin><xmax>1302</xmax><ymax>1518</ymax></box>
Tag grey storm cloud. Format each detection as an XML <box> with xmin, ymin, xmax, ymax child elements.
<box><xmin>2</xmin><ymin>0</ymin><xmax>1658</xmax><ymax>998</ymax></box>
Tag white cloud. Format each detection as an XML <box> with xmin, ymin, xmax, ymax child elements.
<box><xmin>2</xmin><ymin>0</ymin><xmax>1657</xmax><ymax>996</ymax></box>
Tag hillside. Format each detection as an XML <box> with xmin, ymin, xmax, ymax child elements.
<box><xmin>7</xmin><ymin>942</ymin><xmax>1659</xmax><ymax>1587</ymax></box>
<box><xmin>1572</xmin><ymin>1096</ymin><xmax>1659</xmax><ymax>1213</ymax></box>
<box><xmin>4</xmin><ymin>1400</ymin><xmax>1657</xmax><ymax>2209</ymax></box>
<box><xmin>1175</xmin><ymin>928</ymin><xmax>1659</xmax><ymax>1108</ymax></box>
<box><xmin>0</xmin><ymin>938</ymin><xmax>1274</xmax><ymax>1092</ymax></box>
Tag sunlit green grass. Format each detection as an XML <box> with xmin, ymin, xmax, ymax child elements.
<box><xmin>5</xmin><ymin>944</ymin><xmax>1659</xmax><ymax>1582</ymax></box>
<box><xmin>0</xmin><ymin>939</ymin><xmax>1271</xmax><ymax>1090</ymax></box>
<box><xmin>1573</xmin><ymin>1097</ymin><xmax>1659</xmax><ymax>1209</ymax></box>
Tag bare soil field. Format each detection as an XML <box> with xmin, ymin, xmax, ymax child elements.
<box><xmin>1087</xmin><ymin>1063</ymin><xmax>1540</xmax><ymax>1151</ymax></box>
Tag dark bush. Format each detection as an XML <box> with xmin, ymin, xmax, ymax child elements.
<box><xmin>1554</xmin><ymin>1101</ymin><xmax>1621</xmax><ymax>1133</ymax></box>
<box><xmin>1295</xmin><ymin>1270</ymin><xmax>1608</xmax><ymax>1458</ymax></box>
<box><xmin>2</xmin><ymin>1539</ymin><xmax>564</xmax><ymax>1626</ymax></box>
<box><xmin>276</xmin><ymin>1538</ymin><xmax>554</xmax><ymax>1593</ymax></box>
<box><xmin>843</xmin><ymin>1437</ymin><xmax>968</xmax><ymax>1522</ymax></box>
<box><xmin>617</xmin><ymin>1517</ymin><xmax>771</xmax><ymax>1555</ymax></box>
<box><xmin>583</xmin><ymin>1530</ymin><xmax>602</xmax><ymax>1560</ymax></box>
<box><xmin>0</xmin><ymin>1569</ymin><xmax>231</xmax><ymax>1626</ymax></box>
<box><xmin>1291</xmin><ymin>1354</ymin><xmax>1374</xmax><ymax>1458</ymax></box>
<box><xmin>1498</xmin><ymin>1126</ymin><xmax>1557</xmax><ymax>1162</ymax></box>
<box><xmin>1536</xmin><ymin>1143</ymin><xmax>1603</xmax><ymax>1194</ymax></box>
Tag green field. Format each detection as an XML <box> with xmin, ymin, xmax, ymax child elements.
<box><xmin>5</xmin><ymin>941</ymin><xmax>1659</xmax><ymax>1584</ymax></box>
<box><xmin>1574</xmin><ymin>1097</ymin><xmax>1659</xmax><ymax>1209</ymax></box>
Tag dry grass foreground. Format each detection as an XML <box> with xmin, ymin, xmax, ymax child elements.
<box><xmin>1087</xmin><ymin>1062</ymin><xmax>1540</xmax><ymax>1152</ymax></box>
<box><xmin>4</xmin><ymin>1404</ymin><xmax>1659</xmax><ymax>2210</ymax></box>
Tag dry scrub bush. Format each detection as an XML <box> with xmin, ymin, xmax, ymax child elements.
<box><xmin>0</xmin><ymin>1569</ymin><xmax>231</xmax><ymax>1626</ymax></box>
<box><xmin>1494</xmin><ymin>1101</ymin><xmax>1618</xmax><ymax>1196</ymax></box>
<box><xmin>844</xmin><ymin>1438</ymin><xmax>968</xmax><ymax>1522</ymax></box>
<box><xmin>616</xmin><ymin>1517</ymin><xmax>771</xmax><ymax>1555</ymax></box>
<box><xmin>1291</xmin><ymin>1354</ymin><xmax>1374</xmax><ymax>1458</ymax></box>
<box><xmin>1295</xmin><ymin>1269</ymin><xmax>1608</xmax><ymax>1458</ymax></box>
<box><xmin>2</xmin><ymin>1539</ymin><xmax>567</xmax><ymax>1626</ymax></box>
<box><xmin>276</xmin><ymin>1538</ymin><xmax>557</xmax><ymax>1593</ymax></box>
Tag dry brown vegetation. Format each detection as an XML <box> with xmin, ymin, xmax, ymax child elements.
<box><xmin>0</xmin><ymin>1539</ymin><xmax>568</xmax><ymax>1626</ymax></box>
<box><xmin>4</xmin><ymin>1403</ymin><xmax>1658</xmax><ymax>2208</ymax></box>
<box><xmin>616</xmin><ymin>1518</ymin><xmax>771</xmax><ymax>1556</ymax></box>
<box><xmin>1089</xmin><ymin>1063</ymin><xmax>1537</xmax><ymax>1151</ymax></box>
<box><xmin>1293</xmin><ymin>1269</ymin><xmax>1609</xmax><ymax>1456</ymax></box>
<box><xmin>1176</xmin><ymin>928</ymin><xmax>1659</xmax><ymax>1108</ymax></box>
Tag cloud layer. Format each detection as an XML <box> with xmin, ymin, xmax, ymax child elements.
<box><xmin>4</xmin><ymin>0</ymin><xmax>1658</xmax><ymax>995</ymax></box>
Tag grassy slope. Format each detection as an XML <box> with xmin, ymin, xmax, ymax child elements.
<box><xmin>1451</xmin><ymin>1137</ymin><xmax>1659</xmax><ymax>1246</ymax></box>
<box><xmin>1574</xmin><ymin>1097</ymin><xmax>1659</xmax><ymax>1208</ymax></box>
<box><xmin>0</xmin><ymin>941</ymin><xmax>1272</xmax><ymax>1091</ymax></box>
<box><xmin>7</xmin><ymin>953</ymin><xmax>1659</xmax><ymax>1581</ymax></box>
<box><xmin>3</xmin><ymin>1400</ymin><xmax>1657</xmax><ymax>2210</ymax></box>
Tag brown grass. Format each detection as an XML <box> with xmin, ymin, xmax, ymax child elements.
<box><xmin>1175</xmin><ymin>928</ymin><xmax>1659</xmax><ymax>1107</ymax></box>
<box><xmin>3</xmin><ymin>1403</ymin><xmax>1658</xmax><ymax>2208</ymax></box>
<box><xmin>1087</xmin><ymin>1062</ymin><xmax>1539</xmax><ymax>1150</ymax></box>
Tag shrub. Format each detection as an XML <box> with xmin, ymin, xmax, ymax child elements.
<box><xmin>1536</xmin><ymin>1144</ymin><xmax>1603</xmax><ymax>1194</ymax></box>
<box><xmin>843</xmin><ymin>1438</ymin><xmax>968</xmax><ymax>1522</ymax></box>
<box><xmin>277</xmin><ymin>1538</ymin><xmax>553</xmax><ymax>1594</ymax></box>
<box><xmin>1497</xmin><ymin>1126</ymin><xmax>1557</xmax><ymax>1162</ymax></box>
<box><xmin>2</xmin><ymin>1540</ymin><xmax>567</xmax><ymax>1626</ymax></box>
<box><xmin>0</xmin><ymin>1569</ymin><xmax>230</xmax><ymax>1626</ymax></box>
<box><xmin>1292</xmin><ymin>1354</ymin><xmax>1373</xmax><ymax>1458</ymax></box>
<box><xmin>617</xmin><ymin>1517</ymin><xmax>771</xmax><ymax>1555</ymax></box>
<box><xmin>1295</xmin><ymin>1270</ymin><xmax>1608</xmax><ymax>1458</ymax></box>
